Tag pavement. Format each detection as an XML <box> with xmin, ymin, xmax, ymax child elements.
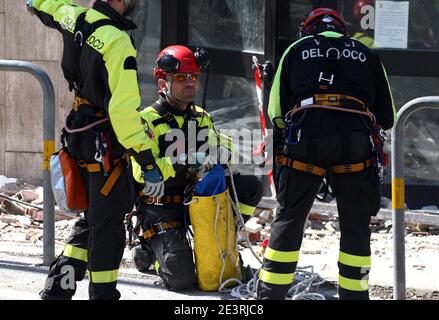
<box><xmin>0</xmin><ymin>230</ymin><xmax>438</xmax><ymax>300</ymax></box>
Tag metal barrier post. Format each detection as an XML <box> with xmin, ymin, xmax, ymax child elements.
<box><xmin>391</xmin><ymin>96</ymin><xmax>439</xmax><ymax>300</ymax></box>
<box><xmin>0</xmin><ymin>60</ymin><xmax>55</xmax><ymax>266</ymax></box>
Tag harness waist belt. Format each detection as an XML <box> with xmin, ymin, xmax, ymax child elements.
<box><xmin>78</xmin><ymin>159</ymin><xmax>124</xmax><ymax>196</ymax></box>
<box><xmin>276</xmin><ymin>155</ymin><xmax>374</xmax><ymax>177</ymax></box>
<box><xmin>300</xmin><ymin>94</ymin><xmax>365</xmax><ymax>109</ymax></box>
<box><xmin>143</xmin><ymin>221</ymin><xmax>182</xmax><ymax>240</ymax></box>
<box><xmin>140</xmin><ymin>194</ymin><xmax>184</xmax><ymax>205</ymax></box>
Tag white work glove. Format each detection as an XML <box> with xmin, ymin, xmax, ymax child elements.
<box><xmin>142</xmin><ymin>167</ymin><xmax>164</xmax><ymax>197</ymax></box>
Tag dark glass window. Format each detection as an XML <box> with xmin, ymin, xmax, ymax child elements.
<box><xmin>131</xmin><ymin>0</ymin><xmax>161</xmax><ymax>106</ymax></box>
<box><xmin>188</xmin><ymin>0</ymin><xmax>265</xmax><ymax>52</ymax></box>
<box><xmin>278</xmin><ymin>1</ymin><xmax>439</xmax><ymax>50</ymax></box>
<box><xmin>386</xmin><ymin>76</ymin><xmax>439</xmax><ymax>186</ymax></box>
<box><xmin>340</xmin><ymin>0</ymin><xmax>439</xmax><ymax>50</ymax></box>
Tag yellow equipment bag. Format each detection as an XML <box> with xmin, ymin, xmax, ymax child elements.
<box><xmin>189</xmin><ymin>188</ymin><xmax>242</xmax><ymax>291</ymax></box>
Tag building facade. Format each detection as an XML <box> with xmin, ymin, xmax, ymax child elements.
<box><xmin>0</xmin><ymin>0</ymin><xmax>438</xmax><ymax>207</ymax></box>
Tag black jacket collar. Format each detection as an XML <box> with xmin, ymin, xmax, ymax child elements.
<box><xmin>93</xmin><ymin>1</ymin><xmax>137</xmax><ymax>31</ymax></box>
<box><xmin>157</xmin><ymin>93</ymin><xmax>195</xmax><ymax>117</ymax></box>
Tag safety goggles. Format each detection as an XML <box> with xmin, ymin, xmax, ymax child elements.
<box><xmin>171</xmin><ymin>73</ymin><xmax>199</xmax><ymax>82</ymax></box>
<box><xmin>156</xmin><ymin>54</ymin><xmax>180</xmax><ymax>73</ymax></box>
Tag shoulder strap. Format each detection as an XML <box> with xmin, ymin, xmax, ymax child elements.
<box><xmin>150</xmin><ymin>102</ymin><xmax>180</xmax><ymax>129</ymax></box>
<box><xmin>70</xmin><ymin>12</ymin><xmax>120</xmax><ymax>93</ymax></box>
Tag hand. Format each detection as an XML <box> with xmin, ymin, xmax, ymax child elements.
<box><xmin>25</xmin><ymin>0</ymin><xmax>35</xmax><ymax>14</ymax></box>
<box><xmin>142</xmin><ymin>167</ymin><xmax>164</xmax><ymax>197</ymax></box>
<box><xmin>197</xmin><ymin>154</ymin><xmax>217</xmax><ymax>179</ymax></box>
<box><xmin>189</xmin><ymin>152</ymin><xmax>207</xmax><ymax>170</ymax></box>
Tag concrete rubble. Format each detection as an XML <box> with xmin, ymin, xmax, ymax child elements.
<box><xmin>0</xmin><ymin>176</ymin><xmax>78</xmax><ymax>245</ymax></box>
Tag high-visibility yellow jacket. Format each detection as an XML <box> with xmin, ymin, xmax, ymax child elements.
<box><xmin>132</xmin><ymin>95</ymin><xmax>232</xmax><ymax>195</ymax></box>
<box><xmin>33</xmin><ymin>0</ymin><xmax>151</xmax><ymax>159</ymax></box>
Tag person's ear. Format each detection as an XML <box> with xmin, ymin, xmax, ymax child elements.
<box><xmin>158</xmin><ymin>79</ymin><xmax>168</xmax><ymax>92</ymax></box>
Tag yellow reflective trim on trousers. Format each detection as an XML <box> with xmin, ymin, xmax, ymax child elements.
<box><xmin>63</xmin><ymin>244</ymin><xmax>88</xmax><ymax>262</ymax></box>
<box><xmin>258</xmin><ymin>269</ymin><xmax>295</xmax><ymax>285</ymax></box>
<box><xmin>339</xmin><ymin>275</ymin><xmax>368</xmax><ymax>292</ymax></box>
<box><xmin>339</xmin><ymin>251</ymin><xmax>371</xmax><ymax>268</ymax></box>
<box><xmin>239</xmin><ymin>202</ymin><xmax>256</xmax><ymax>216</ymax></box>
<box><xmin>155</xmin><ymin>260</ymin><xmax>160</xmax><ymax>274</ymax></box>
<box><xmin>90</xmin><ymin>269</ymin><xmax>119</xmax><ymax>284</ymax></box>
<box><xmin>264</xmin><ymin>247</ymin><xmax>299</xmax><ymax>263</ymax></box>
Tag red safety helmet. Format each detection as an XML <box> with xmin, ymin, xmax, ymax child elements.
<box><xmin>352</xmin><ymin>0</ymin><xmax>374</xmax><ymax>21</ymax></box>
<box><xmin>301</xmin><ymin>8</ymin><xmax>347</xmax><ymax>36</ymax></box>
<box><xmin>153</xmin><ymin>45</ymin><xmax>210</xmax><ymax>79</ymax></box>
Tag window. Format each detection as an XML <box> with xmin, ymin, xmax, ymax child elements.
<box><xmin>340</xmin><ymin>0</ymin><xmax>439</xmax><ymax>50</ymax></box>
<box><xmin>188</xmin><ymin>0</ymin><xmax>265</xmax><ymax>52</ymax></box>
<box><xmin>131</xmin><ymin>0</ymin><xmax>161</xmax><ymax>106</ymax></box>
<box><xmin>386</xmin><ymin>76</ymin><xmax>439</xmax><ymax>185</ymax></box>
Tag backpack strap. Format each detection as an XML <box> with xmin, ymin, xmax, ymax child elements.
<box><xmin>70</xmin><ymin>12</ymin><xmax>119</xmax><ymax>93</ymax></box>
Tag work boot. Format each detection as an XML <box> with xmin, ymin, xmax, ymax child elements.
<box><xmin>39</xmin><ymin>275</ymin><xmax>74</xmax><ymax>300</ymax></box>
<box><xmin>132</xmin><ymin>244</ymin><xmax>155</xmax><ymax>273</ymax></box>
<box><xmin>39</xmin><ymin>288</ymin><xmax>73</xmax><ymax>300</ymax></box>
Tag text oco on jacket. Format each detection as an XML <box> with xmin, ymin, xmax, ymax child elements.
<box><xmin>301</xmin><ymin>39</ymin><xmax>367</xmax><ymax>62</ymax></box>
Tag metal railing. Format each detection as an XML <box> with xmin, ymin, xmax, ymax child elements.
<box><xmin>0</xmin><ymin>60</ymin><xmax>55</xmax><ymax>266</ymax></box>
<box><xmin>391</xmin><ymin>96</ymin><xmax>439</xmax><ymax>300</ymax></box>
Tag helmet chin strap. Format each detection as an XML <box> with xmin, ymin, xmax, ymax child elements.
<box><xmin>164</xmin><ymin>79</ymin><xmax>193</xmax><ymax>106</ymax></box>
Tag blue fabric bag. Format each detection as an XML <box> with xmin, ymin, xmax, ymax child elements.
<box><xmin>194</xmin><ymin>164</ymin><xmax>227</xmax><ymax>196</ymax></box>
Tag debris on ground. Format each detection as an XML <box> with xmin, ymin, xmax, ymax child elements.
<box><xmin>0</xmin><ymin>176</ymin><xmax>79</xmax><ymax>244</ymax></box>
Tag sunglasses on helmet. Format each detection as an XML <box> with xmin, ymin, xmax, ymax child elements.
<box><xmin>156</xmin><ymin>54</ymin><xmax>180</xmax><ymax>73</ymax></box>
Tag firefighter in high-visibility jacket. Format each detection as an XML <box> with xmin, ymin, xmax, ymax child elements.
<box><xmin>28</xmin><ymin>0</ymin><xmax>154</xmax><ymax>300</ymax></box>
<box><xmin>256</xmin><ymin>8</ymin><xmax>395</xmax><ymax>300</ymax></box>
<box><xmin>131</xmin><ymin>45</ymin><xmax>262</xmax><ymax>291</ymax></box>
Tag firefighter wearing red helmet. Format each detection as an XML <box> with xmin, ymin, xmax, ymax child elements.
<box><xmin>130</xmin><ymin>45</ymin><xmax>262</xmax><ymax>290</ymax></box>
<box><xmin>256</xmin><ymin>8</ymin><xmax>395</xmax><ymax>300</ymax></box>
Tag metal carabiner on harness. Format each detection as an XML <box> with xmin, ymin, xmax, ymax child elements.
<box><xmin>74</xmin><ymin>31</ymin><xmax>84</xmax><ymax>47</ymax></box>
<box><xmin>94</xmin><ymin>132</ymin><xmax>103</xmax><ymax>163</ymax></box>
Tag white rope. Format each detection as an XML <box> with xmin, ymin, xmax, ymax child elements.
<box><xmin>229</xmin><ymin>265</ymin><xmax>328</xmax><ymax>300</ymax></box>
<box><xmin>188</xmin><ymin>165</ymin><xmax>328</xmax><ymax>299</ymax></box>
<box><xmin>225</xmin><ymin>167</ymin><xmax>329</xmax><ymax>300</ymax></box>
<box><xmin>215</xmin><ymin>193</ymin><xmax>243</xmax><ymax>292</ymax></box>
<box><xmin>228</xmin><ymin>167</ymin><xmax>263</xmax><ymax>265</ymax></box>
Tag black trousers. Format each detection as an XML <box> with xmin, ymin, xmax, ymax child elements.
<box><xmin>139</xmin><ymin>203</ymin><xmax>197</xmax><ymax>291</ymax></box>
<box><xmin>138</xmin><ymin>173</ymin><xmax>262</xmax><ymax>291</ymax></box>
<box><xmin>40</xmin><ymin>164</ymin><xmax>135</xmax><ymax>300</ymax></box>
<box><xmin>257</xmin><ymin>132</ymin><xmax>380</xmax><ymax>300</ymax></box>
